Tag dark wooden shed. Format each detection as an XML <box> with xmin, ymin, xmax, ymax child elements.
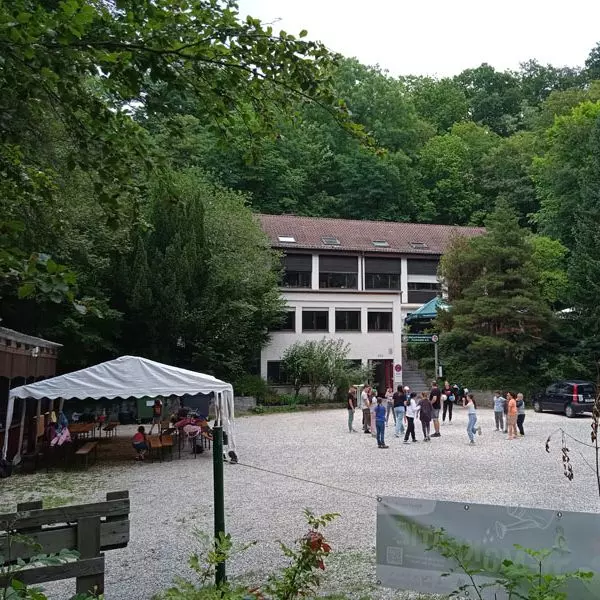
<box><xmin>0</xmin><ymin>326</ymin><xmax>61</xmax><ymax>462</ymax></box>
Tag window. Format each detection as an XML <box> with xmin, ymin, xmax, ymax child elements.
<box><xmin>365</xmin><ymin>258</ymin><xmax>401</xmax><ymax>290</ymax></box>
<box><xmin>267</xmin><ymin>361</ymin><xmax>285</xmax><ymax>384</ymax></box>
<box><xmin>302</xmin><ymin>310</ymin><xmax>329</xmax><ymax>332</ymax></box>
<box><xmin>407</xmin><ymin>282</ymin><xmax>441</xmax><ymax>303</ymax></box>
<box><xmin>282</xmin><ymin>253</ymin><xmax>312</xmax><ymax>288</ymax></box>
<box><xmin>407</xmin><ymin>259</ymin><xmax>439</xmax><ymax>275</ymax></box>
<box><xmin>321</xmin><ymin>236</ymin><xmax>341</xmax><ymax>245</ymax></box>
<box><xmin>367</xmin><ymin>311</ymin><xmax>393</xmax><ymax>332</ymax></box>
<box><xmin>335</xmin><ymin>310</ymin><xmax>361</xmax><ymax>332</ymax></box>
<box><xmin>409</xmin><ymin>241</ymin><xmax>428</xmax><ymax>250</ymax></box>
<box><xmin>319</xmin><ymin>256</ymin><xmax>358</xmax><ymax>289</ymax></box>
<box><xmin>372</xmin><ymin>240</ymin><xmax>389</xmax><ymax>247</ymax></box>
<box><xmin>278</xmin><ymin>235</ymin><xmax>296</xmax><ymax>243</ymax></box>
<box><xmin>272</xmin><ymin>311</ymin><xmax>296</xmax><ymax>332</ymax></box>
<box><xmin>345</xmin><ymin>359</ymin><xmax>363</xmax><ymax>370</ymax></box>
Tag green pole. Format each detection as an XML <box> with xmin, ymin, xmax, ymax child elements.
<box><xmin>213</xmin><ymin>424</ymin><xmax>226</xmax><ymax>586</ymax></box>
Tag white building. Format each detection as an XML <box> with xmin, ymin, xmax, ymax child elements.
<box><xmin>258</xmin><ymin>214</ymin><xmax>483</xmax><ymax>392</ymax></box>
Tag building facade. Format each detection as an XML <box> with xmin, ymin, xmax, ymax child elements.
<box><xmin>258</xmin><ymin>214</ymin><xmax>483</xmax><ymax>392</ymax></box>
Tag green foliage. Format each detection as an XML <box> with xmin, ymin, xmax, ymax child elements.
<box><xmin>281</xmin><ymin>338</ymin><xmax>358</xmax><ymax>402</ymax></box>
<box><xmin>427</xmin><ymin>528</ymin><xmax>593</xmax><ymax>600</ymax></box>
<box><xmin>438</xmin><ymin>200</ymin><xmax>554</xmax><ymax>389</ymax></box>
<box><xmin>156</xmin><ymin>512</ymin><xmax>338</xmax><ymax>600</ymax></box>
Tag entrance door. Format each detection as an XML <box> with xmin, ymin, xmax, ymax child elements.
<box><xmin>370</xmin><ymin>359</ymin><xmax>393</xmax><ymax>395</ymax></box>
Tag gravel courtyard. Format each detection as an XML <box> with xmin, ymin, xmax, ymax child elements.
<box><xmin>3</xmin><ymin>407</ymin><xmax>600</xmax><ymax>599</ymax></box>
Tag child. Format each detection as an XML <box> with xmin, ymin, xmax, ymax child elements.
<box><xmin>403</xmin><ymin>392</ymin><xmax>420</xmax><ymax>444</ymax></box>
<box><xmin>149</xmin><ymin>398</ymin><xmax>163</xmax><ymax>434</ymax></box>
<box><xmin>465</xmin><ymin>393</ymin><xmax>479</xmax><ymax>445</ymax></box>
<box><xmin>493</xmin><ymin>391</ymin><xmax>505</xmax><ymax>432</ymax></box>
<box><xmin>374</xmin><ymin>397</ymin><xmax>389</xmax><ymax>448</ymax></box>
<box><xmin>419</xmin><ymin>392</ymin><xmax>433</xmax><ymax>441</ymax></box>
<box><xmin>132</xmin><ymin>425</ymin><xmax>148</xmax><ymax>460</ymax></box>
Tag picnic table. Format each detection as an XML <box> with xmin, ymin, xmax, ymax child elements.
<box><xmin>69</xmin><ymin>422</ymin><xmax>97</xmax><ymax>439</ymax></box>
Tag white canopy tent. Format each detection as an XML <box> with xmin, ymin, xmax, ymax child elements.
<box><xmin>2</xmin><ymin>355</ymin><xmax>236</xmax><ymax>461</ymax></box>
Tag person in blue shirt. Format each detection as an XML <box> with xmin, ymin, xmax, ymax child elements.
<box><xmin>375</xmin><ymin>397</ymin><xmax>389</xmax><ymax>448</ymax></box>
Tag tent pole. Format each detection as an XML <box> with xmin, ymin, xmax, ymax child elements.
<box><xmin>213</xmin><ymin>392</ymin><xmax>226</xmax><ymax>586</ymax></box>
<box><xmin>16</xmin><ymin>399</ymin><xmax>27</xmax><ymax>462</ymax></box>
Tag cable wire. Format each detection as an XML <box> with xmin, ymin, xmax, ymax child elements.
<box><xmin>234</xmin><ymin>461</ymin><xmax>377</xmax><ymax>501</ymax></box>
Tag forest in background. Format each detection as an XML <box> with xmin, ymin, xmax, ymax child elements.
<box><xmin>3</xmin><ymin>0</ymin><xmax>600</xmax><ymax>389</ymax></box>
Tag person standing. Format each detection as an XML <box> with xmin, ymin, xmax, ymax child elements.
<box><xmin>361</xmin><ymin>386</ymin><xmax>371</xmax><ymax>434</ymax></box>
<box><xmin>375</xmin><ymin>397</ymin><xmax>389</xmax><ymax>448</ymax></box>
<box><xmin>148</xmin><ymin>398</ymin><xmax>163</xmax><ymax>434</ymax></box>
<box><xmin>429</xmin><ymin>382</ymin><xmax>442</xmax><ymax>437</ymax></box>
<box><xmin>506</xmin><ymin>392</ymin><xmax>518</xmax><ymax>440</ymax></box>
<box><xmin>385</xmin><ymin>387</ymin><xmax>395</xmax><ymax>425</ymax></box>
<box><xmin>393</xmin><ymin>385</ymin><xmax>406</xmax><ymax>437</ymax></box>
<box><xmin>370</xmin><ymin>388</ymin><xmax>377</xmax><ymax>437</ymax></box>
<box><xmin>347</xmin><ymin>386</ymin><xmax>357</xmax><ymax>433</ymax></box>
<box><xmin>465</xmin><ymin>393</ymin><xmax>478</xmax><ymax>445</ymax></box>
<box><xmin>516</xmin><ymin>393</ymin><xmax>526</xmax><ymax>436</ymax></box>
<box><xmin>493</xmin><ymin>391</ymin><xmax>506</xmax><ymax>432</ymax></box>
<box><xmin>403</xmin><ymin>392</ymin><xmax>420</xmax><ymax>444</ymax></box>
<box><xmin>419</xmin><ymin>392</ymin><xmax>433</xmax><ymax>441</ymax></box>
<box><xmin>442</xmin><ymin>381</ymin><xmax>454</xmax><ymax>424</ymax></box>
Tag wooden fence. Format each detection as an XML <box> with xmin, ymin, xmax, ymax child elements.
<box><xmin>0</xmin><ymin>490</ymin><xmax>130</xmax><ymax>596</ymax></box>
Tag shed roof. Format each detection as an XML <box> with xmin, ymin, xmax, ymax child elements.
<box><xmin>0</xmin><ymin>326</ymin><xmax>62</xmax><ymax>349</ymax></box>
<box><xmin>258</xmin><ymin>214</ymin><xmax>484</xmax><ymax>255</ymax></box>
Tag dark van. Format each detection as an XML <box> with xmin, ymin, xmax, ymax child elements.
<box><xmin>532</xmin><ymin>380</ymin><xmax>596</xmax><ymax>418</ymax></box>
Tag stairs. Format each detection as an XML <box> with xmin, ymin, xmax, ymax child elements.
<box><xmin>402</xmin><ymin>360</ymin><xmax>430</xmax><ymax>394</ymax></box>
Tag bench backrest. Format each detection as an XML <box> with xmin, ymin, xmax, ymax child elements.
<box><xmin>0</xmin><ymin>490</ymin><xmax>130</xmax><ymax>595</ymax></box>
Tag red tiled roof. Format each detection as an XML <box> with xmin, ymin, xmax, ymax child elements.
<box><xmin>257</xmin><ymin>214</ymin><xmax>485</xmax><ymax>255</ymax></box>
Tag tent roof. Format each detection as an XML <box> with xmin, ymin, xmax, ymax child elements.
<box><xmin>405</xmin><ymin>296</ymin><xmax>449</xmax><ymax>322</ymax></box>
<box><xmin>9</xmin><ymin>355</ymin><xmax>233</xmax><ymax>400</ymax></box>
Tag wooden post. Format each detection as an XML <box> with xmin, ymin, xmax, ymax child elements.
<box><xmin>75</xmin><ymin>516</ymin><xmax>103</xmax><ymax>596</ymax></box>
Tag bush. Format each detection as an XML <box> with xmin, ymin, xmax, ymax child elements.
<box><xmin>233</xmin><ymin>374</ymin><xmax>269</xmax><ymax>403</ymax></box>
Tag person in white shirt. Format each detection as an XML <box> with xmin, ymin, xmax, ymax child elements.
<box><xmin>361</xmin><ymin>386</ymin><xmax>371</xmax><ymax>434</ymax></box>
<box><xmin>403</xmin><ymin>392</ymin><xmax>420</xmax><ymax>444</ymax></box>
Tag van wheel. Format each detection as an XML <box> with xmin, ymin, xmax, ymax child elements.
<box><xmin>565</xmin><ymin>404</ymin><xmax>575</xmax><ymax>418</ymax></box>
<box><xmin>533</xmin><ymin>401</ymin><xmax>542</xmax><ymax>413</ymax></box>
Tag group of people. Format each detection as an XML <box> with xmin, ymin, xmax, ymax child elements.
<box><xmin>347</xmin><ymin>381</ymin><xmax>527</xmax><ymax>448</ymax></box>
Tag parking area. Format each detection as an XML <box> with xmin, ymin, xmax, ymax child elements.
<box><xmin>3</xmin><ymin>407</ymin><xmax>599</xmax><ymax>599</ymax></box>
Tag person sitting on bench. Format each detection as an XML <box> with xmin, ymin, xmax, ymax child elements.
<box><xmin>132</xmin><ymin>426</ymin><xmax>148</xmax><ymax>461</ymax></box>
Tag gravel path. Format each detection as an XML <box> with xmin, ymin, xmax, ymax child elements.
<box><xmin>3</xmin><ymin>408</ymin><xmax>600</xmax><ymax>599</ymax></box>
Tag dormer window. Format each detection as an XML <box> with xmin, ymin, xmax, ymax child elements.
<box><xmin>321</xmin><ymin>236</ymin><xmax>340</xmax><ymax>245</ymax></box>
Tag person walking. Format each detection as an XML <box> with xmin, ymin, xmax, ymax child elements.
<box><xmin>347</xmin><ymin>386</ymin><xmax>357</xmax><ymax>433</ymax></box>
<box><xmin>503</xmin><ymin>391</ymin><xmax>509</xmax><ymax>433</ymax></box>
<box><xmin>361</xmin><ymin>386</ymin><xmax>371</xmax><ymax>434</ymax></box>
<box><xmin>442</xmin><ymin>381</ymin><xmax>454</xmax><ymax>424</ymax></box>
<box><xmin>375</xmin><ymin>397</ymin><xmax>389</xmax><ymax>448</ymax></box>
<box><xmin>403</xmin><ymin>392</ymin><xmax>420</xmax><ymax>444</ymax></box>
<box><xmin>419</xmin><ymin>392</ymin><xmax>433</xmax><ymax>441</ymax></box>
<box><xmin>429</xmin><ymin>382</ymin><xmax>442</xmax><ymax>437</ymax></box>
<box><xmin>493</xmin><ymin>391</ymin><xmax>506</xmax><ymax>432</ymax></box>
<box><xmin>385</xmin><ymin>387</ymin><xmax>395</xmax><ymax>425</ymax></box>
<box><xmin>393</xmin><ymin>385</ymin><xmax>406</xmax><ymax>437</ymax></box>
<box><xmin>507</xmin><ymin>392</ymin><xmax>518</xmax><ymax>440</ymax></box>
<box><xmin>516</xmin><ymin>393</ymin><xmax>526</xmax><ymax>436</ymax></box>
<box><xmin>465</xmin><ymin>393</ymin><xmax>479</xmax><ymax>445</ymax></box>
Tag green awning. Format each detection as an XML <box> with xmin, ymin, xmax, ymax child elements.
<box><xmin>405</xmin><ymin>296</ymin><xmax>449</xmax><ymax>323</ymax></box>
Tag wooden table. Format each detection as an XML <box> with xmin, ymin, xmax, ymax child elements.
<box><xmin>69</xmin><ymin>422</ymin><xmax>97</xmax><ymax>439</ymax></box>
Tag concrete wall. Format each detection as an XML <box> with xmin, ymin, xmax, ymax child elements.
<box><xmin>234</xmin><ymin>396</ymin><xmax>257</xmax><ymax>412</ymax></box>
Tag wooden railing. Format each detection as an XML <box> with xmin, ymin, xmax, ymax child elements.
<box><xmin>0</xmin><ymin>490</ymin><xmax>130</xmax><ymax>596</ymax></box>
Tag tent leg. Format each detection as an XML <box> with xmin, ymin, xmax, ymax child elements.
<box><xmin>213</xmin><ymin>425</ymin><xmax>226</xmax><ymax>586</ymax></box>
<box><xmin>16</xmin><ymin>400</ymin><xmax>27</xmax><ymax>463</ymax></box>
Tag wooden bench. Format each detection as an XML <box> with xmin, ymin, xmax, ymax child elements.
<box><xmin>75</xmin><ymin>441</ymin><xmax>99</xmax><ymax>469</ymax></box>
<box><xmin>160</xmin><ymin>434</ymin><xmax>174</xmax><ymax>461</ymax></box>
<box><xmin>102</xmin><ymin>422</ymin><xmax>119</xmax><ymax>438</ymax></box>
<box><xmin>0</xmin><ymin>491</ymin><xmax>130</xmax><ymax>597</ymax></box>
<box><xmin>148</xmin><ymin>436</ymin><xmax>163</xmax><ymax>462</ymax></box>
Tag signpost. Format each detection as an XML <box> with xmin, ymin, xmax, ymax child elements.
<box><xmin>402</xmin><ymin>334</ymin><xmax>440</xmax><ymax>379</ymax></box>
<box><xmin>376</xmin><ymin>496</ymin><xmax>600</xmax><ymax>599</ymax></box>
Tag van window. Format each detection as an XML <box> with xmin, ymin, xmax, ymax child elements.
<box><xmin>576</xmin><ymin>383</ymin><xmax>596</xmax><ymax>397</ymax></box>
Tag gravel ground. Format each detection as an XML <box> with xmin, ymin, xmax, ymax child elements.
<box><xmin>3</xmin><ymin>407</ymin><xmax>600</xmax><ymax>599</ymax></box>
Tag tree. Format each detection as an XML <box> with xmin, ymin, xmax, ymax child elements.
<box><xmin>281</xmin><ymin>338</ymin><xmax>354</xmax><ymax>402</ymax></box>
<box><xmin>438</xmin><ymin>200</ymin><xmax>554</xmax><ymax>389</ymax></box>
<box><xmin>585</xmin><ymin>41</ymin><xmax>600</xmax><ymax>81</ymax></box>
<box><xmin>529</xmin><ymin>235</ymin><xmax>569</xmax><ymax>306</ymax></box>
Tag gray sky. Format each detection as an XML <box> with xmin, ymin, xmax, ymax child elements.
<box><xmin>238</xmin><ymin>0</ymin><xmax>600</xmax><ymax>77</ymax></box>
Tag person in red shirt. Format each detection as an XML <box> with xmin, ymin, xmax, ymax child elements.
<box><xmin>132</xmin><ymin>425</ymin><xmax>148</xmax><ymax>460</ymax></box>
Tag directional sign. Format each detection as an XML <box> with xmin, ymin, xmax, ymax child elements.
<box><xmin>403</xmin><ymin>334</ymin><xmax>439</xmax><ymax>344</ymax></box>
